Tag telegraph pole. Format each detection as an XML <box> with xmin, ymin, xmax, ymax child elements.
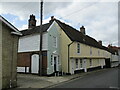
<box><xmin>39</xmin><ymin>0</ymin><xmax>43</xmax><ymax>76</ymax></box>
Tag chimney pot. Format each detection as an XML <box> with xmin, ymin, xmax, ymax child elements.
<box><xmin>80</xmin><ymin>26</ymin><xmax>86</xmax><ymax>35</ymax></box>
<box><xmin>28</xmin><ymin>14</ymin><xmax>36</xmax><ymax>29</ymax></box>
<box><xmin>49</xmin><ymin>16</ymin><xmax>55</xmax><ymax>23</ymax></box>
<box><xmin>51</xmin><ymin>16</ymin><xmax>54</xmax><ymax>20</ymax></box>
<box><xmin>98</xmin><ymin>40</ymin><xmax>102</xmax><ymax>45</ymax></box>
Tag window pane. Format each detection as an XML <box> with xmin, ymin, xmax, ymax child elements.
<box><xmin>77</xmin><ymin>43</ymin><xmax>80</xmax><ymax>53</ymax></box>
<box><xmin>90</xmin><ymin>59</ymin><xmax>92</xmax><ymax>66</ymax></box>
<box><xmin>80</xmin><ymin>59</ymin><xmax>82</xmax><ymax>68</ymax></box>
<box><xmin>53</xmin><ymin>36</ymin><xmax>57</xmax><ymax>47</ymax></box>
<box><xmin>76</xmin><ymin>59</ymin><xmax>78</xmax><ymax>68</ymax></box>
<box><xmin>51</xmin><ymin>55</ymin><xmax>53</xmax><ymax>65</ymax></box>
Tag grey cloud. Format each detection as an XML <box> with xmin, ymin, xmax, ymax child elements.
<box><xmin>1</xmin><ymin>2</ymin><xmax>72</xmax><ymax>20</ymax></box>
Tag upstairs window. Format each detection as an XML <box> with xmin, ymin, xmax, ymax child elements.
<box><xmin>77</xmin><ymin>43</ymin><xmax>80</xmax><ymax>53</ymax></box>
<box><xmin>90</xmin><ymin>47</ymin><xmax>92</xmax><ymax>55</ymax></box>
<box><xmin>98</xmin><ymin>50</ymin><xmax>100</xmax><ymax>56</ymax></box>
<box><xmin>53</xmin><ymin>36</ymin><xmax>57</xmax><ymax>47</ymax></box>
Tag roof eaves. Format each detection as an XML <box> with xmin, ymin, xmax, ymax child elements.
<box><xmin>0</xmin><ymin>15</ymin><xmax>22</xmax><ymax>36</ymax></box>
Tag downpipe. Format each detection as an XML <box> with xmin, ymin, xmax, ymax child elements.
<box><xmin>68</xmin><ymin>41</ymin><xmax>74</xmax><ymax>74</ymax></box>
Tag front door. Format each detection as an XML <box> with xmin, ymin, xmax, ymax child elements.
<box><xmin>71</xmin><ymin>59</ymin><xmax>74</xmax><ymax>74</ymax></box>
<box><xmin>53</xmin><ymin>55</ymin><xmax>58</xmax><ymax>72</ymax></box>
<box><xmin>105</xmin><ymin>58</ymin><xmax>111</xmax><ymax>68</ymax></box>
<box><xmin>31</xmin><ymin>54</ymin><xmax>39</xmax><ymax>74</ymax></box>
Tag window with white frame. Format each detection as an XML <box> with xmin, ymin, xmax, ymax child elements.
<box><xmin>80</xmin><ymin>59</ymin><xmax>82</xmax><ymax>68</ymax></box>
<box><xmin>51</xmin><ymin>55</ymin><xmax>53</xmax><ymax>65</ymax></box>
<box><xmin>76</xmin><ymin>59</ymin><xmax>78</xmax><ymax>69</ymax></box>
<box><xmin>98</xmin><ymin>59</ymin><xmax>99</xmax><ymax>64</ymax></box>
<box><xmin>90</xmin><ymin>59</ymin><xmax>92</xmax><ymax>66</ymax></box>
<box><xmin>77</xmin><ymin>43</ymin><xmax>80</xmax><ymax>53</ymax></box>
<box><xmin>90</xmin><ymin>47</ymin><xmax>92</xmax><ymax>55</ymax></box>
<box><xmin>58</xmin><ymin>56</ymin><xmax>60</xmax><ymax>64</ymax></box>
<box><xmin>98</xmin><ymin>50</ymin><xmax>100</xmax><ymax>56</ymax></box>
<box><xmin>53</xmin><ymin>36</ymin><xmax>57</xmax><ymax>47</ymax></box>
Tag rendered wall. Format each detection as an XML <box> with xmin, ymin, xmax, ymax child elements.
<box><xmin>0</xmin><ymin>17</ymin><xmax>2</xmax><ymax>90</ymax></box>
<box><xmin>60</xmin><ymin>28</ymin><xmax>72</xmax><ymax>73</ymax></box>
<box><xmin>18</xmin><ymin>33</ymin><xmax>48</xmax><ymax>52</ymax></box>
<box><xmin>2</xmin><ymin>24</ymin><xmax>18</xmax><ymax>89</ymax></box>
<box><xmin>47</xmin><ymin>21</ymin><xmax>61</xmax><ymax>75</ymax></box>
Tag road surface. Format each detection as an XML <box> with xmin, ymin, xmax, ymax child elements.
<box><xmin>49</xmin><ymin>67</ymin><xmax>119</xmax><ymax>88</ymax></box>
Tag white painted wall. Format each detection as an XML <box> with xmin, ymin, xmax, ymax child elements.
<box><xmin>17</xmin><ymin>67</ymin><xmax>29</xmax><ymax>73</ymax></box>
<box><xmin>18</xmin><ymin>33</ymin><xmax>48</xmax><ymax>52</ymax></box>
<box><xmin>111</xmin><ymin>55</ymin><xmax>119</xmax><ymax>61</ymax></box>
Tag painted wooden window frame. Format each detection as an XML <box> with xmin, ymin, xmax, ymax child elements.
<box><xmin>80</xmin><ymin>59</ymin><xmax>83</xmax><ymax>68</ymax></box>
<box><xmin>90</xmin><ymin>47</ymin><xmax>92</xmax><ymax>55</ymax></box>
<box><xmin>89</xmin><ymin>59</ymin><xmax>92</xmax><ymax>67</ymax></box>
<box><xmin>76</xmin><ymin>59</ymin><xmax>79</xmax><ymax>69</ymax></box>
<box><xmin>98</xmin><ymin>50</ymin><xmax>100</xmax><ymax>56</ymax></box>
<box><xmin>51</xmin><ymin>55</ymin><xmax>53</xmax><ymax>65</ymax></box>
<box><xmin>77</xmin><ymin>43</ymin><xmax>80</xmax><ymax>54</ymax></box>
<box><xmin>53</xmin><ymin>36</ymin><xmax>57</xmax><ymax>48</ymax></box>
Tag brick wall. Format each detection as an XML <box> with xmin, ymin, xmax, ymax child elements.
<box><xmin>18</xmin><ymin>52</ymin><xmax>31</xmax><ymax>67</ymax></box>
<box><xmin>18</xmin><ymin>51</ymin><xmax>47</xmax><ymax>75</ymax></box>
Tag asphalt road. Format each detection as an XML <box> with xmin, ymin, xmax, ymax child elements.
<box><xmin>49</xmin><ymin>67</ymin><xmax>119</xmax><ymax>88</ymax></box>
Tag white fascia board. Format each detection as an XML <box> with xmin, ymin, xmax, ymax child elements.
<box><xmin>0</xmin><ymin>16</ymin><xmax>22</xmax><ymax>35</ymax></box>
<box><xmin>47</xmin><ymin>21</ymin><xmax>56</xmax><ymax>32</ymax></box>
<box><xmin>11</xmin><ymin>31</ymin><xmax>22</xmax><ymax>36</ymax></box>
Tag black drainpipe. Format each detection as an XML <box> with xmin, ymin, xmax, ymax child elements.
<box><xmin>68</xmin><ymin>41</ymin><xmax>74</xmax><ymax>74</ymax></box>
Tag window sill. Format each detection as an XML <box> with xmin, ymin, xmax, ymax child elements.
<box><xmin>90</xmin><ymin>66</ymin><xmax>93</xmax><ymax>68</ymax></box>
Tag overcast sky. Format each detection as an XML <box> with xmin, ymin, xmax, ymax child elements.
<box><xmin>0</xmin><ymin>0</ymin><xmax>119</xmax><ymax>47</ymax></box>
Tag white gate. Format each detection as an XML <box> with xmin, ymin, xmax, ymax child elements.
<box><xmin>31</xmin><ymin>54</ymin><xmax>39</xmax><ymax>74</ymax></box>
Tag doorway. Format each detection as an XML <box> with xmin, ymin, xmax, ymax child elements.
<box><xmin>105</xmin><ymin>58</ymin><xmax>111</xmax><ymax>68</ymax></box>
<box><xmin>31</xmin><ymin>54</ymin><xmax>39</xmax><ymax>74</ymax></box>
<box><xmin>53</xmin><ymin>55</ymin><xmax>58</xmax><ymax>72</ymax></box>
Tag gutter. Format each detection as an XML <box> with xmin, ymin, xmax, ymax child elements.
<box><xmin>68</xmin><ymin>41</ymin><xmax>74</xmax><ymax>74</ymax></box>
<box><xmin>11</xmin><ymin>31</ymin><xmax>22</xmax><ymax>36</ymax></box>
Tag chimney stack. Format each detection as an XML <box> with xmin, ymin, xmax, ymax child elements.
<box><xmin>51</xmin><ymin>16</ymin><xmax>54</xmax><ymax>20</ymax></box>
<box><xmin>28</xmin><ymin>14</ymin><xmax>36</xmax><ymax>29</ymax></box>
<box><xmin>49</xmin><ymin>16</ymin><xmax>55</xmax><ymax>23</ymax></box>
<box><xmin>80</xmin><ymin>26</ymin><xmax>86</xmax><ymax>35</ymax></box>
<box><xmin>98</xmin><ymin>40</ymin><xmax>102</xmax><ymax>45</ymax></box>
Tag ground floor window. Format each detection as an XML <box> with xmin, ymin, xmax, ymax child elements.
<box><xmin>51</xmin><ymin>55</ymin><xmax>53</xmax><ymax>65</ymax></box>
<box><xmin>76</xmin><ymin>59</ymin><xmax>78</xmax><ymax>69</ymax></box>
<box><xmin>80</xmin><ymin>59</ymin><xmax>82</xmax><ymax>68</ymax></box>
<box><xmin>98</xmin><ymin>59</ymin><xmax>99</xmax><ymax>65</ymax></box>
<box><xmin>90</xmin><ymin>59</ymin><xmax>92</xmax><ymax>66</ymax></box>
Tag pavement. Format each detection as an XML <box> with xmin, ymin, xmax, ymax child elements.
<box><xmin>16</xmin><ymin>68</ymin><xmax>112</xmax><ymax>89</ymax></box>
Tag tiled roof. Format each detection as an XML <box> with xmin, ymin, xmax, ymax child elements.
<box><xmin>21</xmin><ymin>22</ymin><xmax>52</xmax><ymax>36</ymax></box>
<box><xmin>20</xmin><ymin>18</ymin><xmax>112</xmax><ymax>53</ymax></box>
<box><xmin>55</xmin><ymin>19</ymin><xmax>109</xmax><ymax>51</ymax></box>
